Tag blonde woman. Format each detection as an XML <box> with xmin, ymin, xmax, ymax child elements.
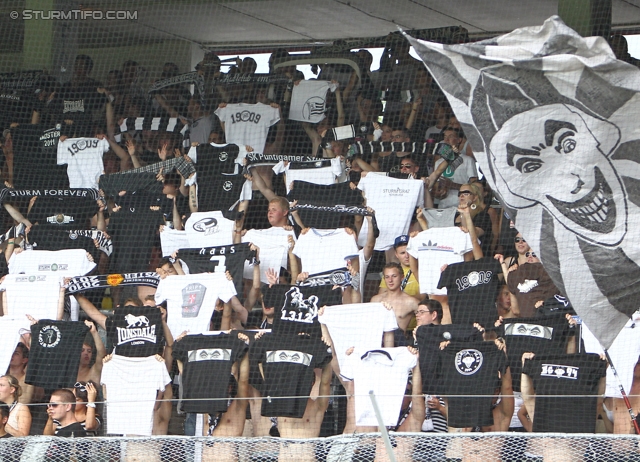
<box><xmin>0</xmin><ymin>374</ymin><xmax>31</xmax><ymax>436</ymax></box>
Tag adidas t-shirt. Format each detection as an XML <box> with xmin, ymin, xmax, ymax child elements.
<box><xmin>185</xmin><ymin>211</ymin><xmax>235</xmax><ymax>248</ymax></box>
<box><xmin>173</xmin><ymin>332</ymin><xmax>249</xmax><ymax>414</ymax></box>
<box><xmin>57</xmin><ymin>137</ymin><xmax>109</xmax><ymax>189</ymax></box>
<box><xmin>9</xmin><ymin>249</ymin><xmax>96</xmax><ymax>276</ymax></box>
<box><xmin>500</xmin><ymin>314</ymin><xmax>571</xmax><ymax>392</ymax></box>
<box><xmin>293</xmin><ymin>228</ymin><xmax>359</xmax><ymax>275</ymax></box>
<box><xmin>177</xmin><ymin>243</ymin><xmax>255</xmax><ymax>295</ymax></box>
<box><xmin>522</xmin><ymin>353</ymin><xmax>607</xmax><ymax>433</ymax></box>
<box><xmin>437</xmin><ymin>341</ymin><xmax>506</xmax><ymax>428</ymax></box>
<box><xmin>105</xmin><ymin>305</ymin><xmax>165</xmax><ymax>358</ymax></box>
<box><xmin>215</xmin><ymin>102</ymin><xmax>280</xmax><ymax>155</ymax></box>
<box><xmin>26</xmin><ymin>320</ymin><xmax>89</xmax><ymax>388</ymax></box>
<box><xmin>437</xmin><ymin>257</ymin><xmax>501</xmax><ymax>328</ymax></box>
<box><xmin>251</xmin><ymin>332</ymin><xmax>332</xmax><ymax>418</ymax></box>
<box><xmin>242</xmin><ymin>227</ymin><xmax>295</xmax><ymax>284</ymax></box>
<box><xmin>154</xmin><ymin>273</ymin><xmax>237</xmax><ymax>337</ymax></box>
<box><xmin>357</xmin><ymin>174</ymin><xmax>424</xmax><ymax>251</ymax></box>
<box><xmin>406</xmin><ymin>227</ymin><xmax>473</xmax><ymax>296</ymax></box>
<box><xmin>318</xmin><ymin>302</ymin><xmax>398</xmax><ymax>372</ymax></box>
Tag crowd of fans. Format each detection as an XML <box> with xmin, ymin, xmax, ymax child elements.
<box><xmin>0</xmin><ymin>35</ymin><xmax>637</xmax><ymax>460</ymax></box>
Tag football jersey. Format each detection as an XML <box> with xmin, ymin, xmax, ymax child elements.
<box><xmin>9</xmin><ymin>249</ymin><xmax>96</xmax><ymax>276</ymax></box>
<box><xmin>26</xmin><ymin>320</ymin><xmax>89</xmax><ymax>388</ymax></box>
<box><xmin>437</xmin><ymin>257</ymin><xmax>502</xmax><ymax>329</ymax></box>
<box><xmin>0</xmin><ymin>274</ymin><xmax>63</xmax><ymax>329</ymax></box>
<box><xmin>436</xmin><ymin>341</ymin><xmax>506</xmax><ymax>428</ymax></box>
<box><xmin>105</xmin><ymin>305</ymin><xmax>165</xmax><ymax>358</ymax></box>
<box><xmin>292</xmin><ymin>228</ymin><xmax>359</xmax><ymax>275</ymax></box>
<box><xmin>357</xmin><ymin>174</ymin><xmax>424</xmax><ymax>251</ymax></box>
<box><xmin>177</xmin><ymin>243</ymin><xmax>255</xmax><ymax>295</ymax></box>
<box><xmin>27</xmin><ymin>228</ymin><xmax>112</xmax><ymax>260</ymax></box>
<box><xmin>340</xmin><ymin>347</ymin><xmax>417</xmax><ymax>427</ymax></box>
<box><xmin>522</xmin><ymin>353</ymin><xmax>607</xmax><ymax>433</ymax></box>
<box><xmin>406</xmin><ymin>227</ymin><xmax>474</xmax><ymax>295</ymax></box>
<box><xmin>242</xmin><ymin>227</ymin><xmax>295</xmax><ymax>284</ymax></box>
<box><xmin>57</xmin><ymin>137</ymin><xmax>110</xmax><ymax>189</ymax></box>
<box><xmin>154</xmin><ymin>273</ymin><xmax>237</xmax><ymax>337</ymax></box>
<box><xmin>268</xmin><ymin>284</ymin><xmax>342</xmax><ymax>338</ymax></box>
<box><xmin>188</xmin><ymin>143</ymin><xmax>249</xmax><ymax>215</ymax></box>
<box><xmin>251</xmin><ymin>332</ymin><xmax>332</xmax><ymax>418</ymax></box>
<box><xmin>318</xmin><ymin>302</ymin><xmax>398</xmax><ymax>372</ymax></box>
<box><xmin>289</xmin><ymin>80</ymin><xmax>338</xmax><ymax>123</ymax></box>
<box><xmin>101</xmin><ymin>354</ymin><xmax>171</xmax><ymax>436</ymax></box>
<box><xmin>185</xmin><ymin>211</ymin><xmax>235</xmax><ymax>248</ymax></box>
<box><xmin>173</xmin><ymin>332</ymin><xmax>249</xmax><ymax>414</ymax></box>
<box><xmin>500</xmin><ymin>314</ymin><xmax>571</xmax><ymax>392</ymax></box>
<box><xmin>215</xmin><ymin>102</ymin><xmax>280</xmax><ymax>155</ymax></box>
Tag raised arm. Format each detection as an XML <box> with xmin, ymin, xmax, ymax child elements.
<box><xmin>87</xmin><ymin>320</ymin><xmax>106</xmax><ymax>378</ymax></box>
<box><xmin>73</xmin><ymin>292</ymin><xmax>107</xmax><ymax>330</ymax></box>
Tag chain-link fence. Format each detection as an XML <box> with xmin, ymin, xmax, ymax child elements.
<box><xmin>0</xmin><ymin>432</ymin><xmax>639</xmax><ymax>462</ymax></box>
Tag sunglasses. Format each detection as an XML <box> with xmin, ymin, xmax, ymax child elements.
<box><xmin>458</xmin><ymin>190</ymin><xmax>473</xmax><ymax>197</ymax></box>
<box><xmin>74</xmin><ymin>382</ymin><xmax>87</xmax><ymax>392</ymax></box>
<box><xmin>47</xmin><ymin>403</ymin><xmax>60</xmax><ymax>408</ymax></box>
<box><xmin>399</xmin><ymin>164</ymin><xmax>415</xmax><ymax>169</ymax></box>
<box><xmin>514</xmin><ymin>237</ymin><xmax>526</xmax><ymax>243</ymax></box>
<box><xmin>525</xmin><ymin>251</ymin><xmax>537</xmax><ymax>258</ymax></box>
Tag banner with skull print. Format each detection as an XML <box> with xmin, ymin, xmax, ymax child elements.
<box><xmin>405</xmin><ymin>16</ymin><xmax>640</xmax><ymax>348</ymax></box>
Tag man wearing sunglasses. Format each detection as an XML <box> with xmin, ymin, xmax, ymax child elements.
<box><xmin>47</xmin><ymin>389</ymin><xmax>87</xmax><ymax>437</ymax></box>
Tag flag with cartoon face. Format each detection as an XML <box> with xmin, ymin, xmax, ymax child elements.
<box><xmin>405</xmin><ymin>16</ymin><xmax>640</xmax><ymax>348</ymax></box>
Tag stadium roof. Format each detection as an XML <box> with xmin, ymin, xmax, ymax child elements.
<box><xmin>2</xmin><ymin>0</ymin><xmax>640</xmax><ymax>53</ymax></box>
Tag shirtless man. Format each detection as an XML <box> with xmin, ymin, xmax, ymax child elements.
<box><xmin>76</xmin><ymin>320</ymin><xmax>106</xmax><ymax>385</ymax></box>
<box><xmin>277</xmin><ymin>360</ymin><xmax>333</xmax><ymax>462</ymax></box>
<box><xmin>190</xmin><ymin>333</ymin><xmax>250</xmax><ymax>462</ymax></box>
<box><xmin>372</xmin><ymin>263</ymin><xmax>418</xmax><ymax>346</ymax></box>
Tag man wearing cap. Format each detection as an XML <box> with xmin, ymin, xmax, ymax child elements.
<box><xmin>378</xmin><ymin>235</ymin><xmax>421</xmax><ymax>300</ymax></box>
<box><xmin>372</xmin><ymin>262</ymin><xmax>419</xmax><ymax>346</ymax></box>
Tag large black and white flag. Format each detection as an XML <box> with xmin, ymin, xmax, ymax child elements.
<box><xmin>406</xmin><ymin>16</ymin><xmax>640</xmax><ymax>348</ymax></box>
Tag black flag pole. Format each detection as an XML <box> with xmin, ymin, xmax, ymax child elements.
<box><xmin>604</xmin><ymin>349</ymin><xmax>640</xmax><ymax>434</ymax></box>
